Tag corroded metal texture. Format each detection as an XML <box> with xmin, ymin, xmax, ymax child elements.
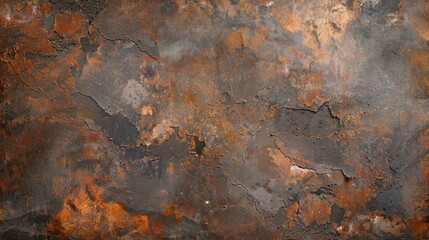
<box><xmin>1</xmin><ymin>0</ymin><xmax>428</xmax><ymax>239</ymax></box>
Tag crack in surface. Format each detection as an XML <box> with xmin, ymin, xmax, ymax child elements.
<box><xmin>90</xmin><ymin>23</ymin><xmax>160</xmax><ymax>64</ymax></box>
<box><xmin>7</xmin><ymin>64</ymin><xmax>45</xmax><ymax>95</ymax></box>
<box><xmin>274</xmin><ymin>138</ymin><xmax>335</xmax><ymax>176</ymax></box>
<box><xmin>217</xmin><ymin>165</ymin><xmax>262</xmax><ymax>214</ymax></box>
<box><xmin>72</xmin><ymin>91</ymin><xmax>139</xmax><ymax>146</ymax></box>
<box><xmin>284</xmin><ymin>102</ymin><xmax>341</xmax><ymax>127</ymax></box>
<box><xmin>225</xmin><ymin>176</ymin><xmax>262</xmax><ymax>214</ymax></box>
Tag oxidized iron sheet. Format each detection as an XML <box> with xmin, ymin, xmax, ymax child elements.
<box><xmin>1</xmin><ymin>0</ymin><xmax>428</xmax><ymax>239</ymax></box>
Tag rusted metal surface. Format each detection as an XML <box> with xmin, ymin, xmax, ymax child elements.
<box><xmin>1</xmin><ymin>0</ymin><xmax>428</xmax><ymax>239</ymax></box>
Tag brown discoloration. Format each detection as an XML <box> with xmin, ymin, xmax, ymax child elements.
<box><xmin>299</xmin><ymin>194</ymin><xmax>331</xmax><ymax>226</ymax></box>
<box><xmin>405</xmin><ymin>0</ymin><xmax>429</xmax><ymax>41</ymax></box>
<box><xmin>290</xmin><ymin>69</ymin><xmax>326</xmax><ymax>108</ymax></box>
<box><xmin>223</xmin><ymin>30</ymin><xmax>244</xmax><ymax>53</ymax></box>
<box><xmin>420</xmin><ymin>129</ymin><xmax>429</xmax><ymax>185</ymax></box>
<box><xmin>282</xmin><ymin>202</ymin><xmax>299</xmax><ymax>228</ymax></box>
<box><xmin>54</xmin><ymin>11</ymin><xmax>84</xmax><ymax>37</ymax></box>
<box><xmin>1</xmin><ymin>0</ymin><xmax>428</xmax><ymax>239</ymax></box>
<box><xmin>337</xmin><ymin>211</ymin><xmax>407</xmax><ymax>238</ymax></box>
<box><xmin>408</xmin><ymin>217</ymin><xmax>429</xmax><ymax>240</ymax></box>
<box><xmin>49</xmin><ymin>183</ymin><xmax>136</xmax><ymax>238</ymax></box>
<box><xmin>132</xmin><ymin>214</ymin><xmax>150</xmax><ymax>235</ymax></box>
<box><xmin>268</xmin><ymin>148</ymin><xmax>315</xmax><ymax>184</ymax></box>
<box><xmin>406</xmin><ymin>48</ymin><xmax>429</xmax><ymax>97</ymax></box>
<box><xmin>166</xmin><ymin>162</ymin><xmax>174</xmax><ymax>176</ymax></box>
<box><xmin>334</xmin><ymin>180</ymin><xmax>373</xmax><ymax>211</ymax></box>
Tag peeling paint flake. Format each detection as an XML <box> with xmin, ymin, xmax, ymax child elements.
<box><xmin>1</xmin><ymin>0</ymin><xmax>428</xmax><ymax>239</ymax></box>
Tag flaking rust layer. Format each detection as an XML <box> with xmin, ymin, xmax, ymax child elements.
<box><xmin>1</xmin><ymin>0</ymin><xmax>428</xmax><ymax>239</ymax></box>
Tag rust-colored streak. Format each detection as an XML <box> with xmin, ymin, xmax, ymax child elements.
<box><xmin>1</xmin><ymin>0</ymin><xmax>428</xmax><ymax>239</ymax></box>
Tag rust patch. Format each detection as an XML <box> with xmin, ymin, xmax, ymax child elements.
<box><xmin>1</xmin><ymin>0</ymin><xmax>428</xmax><ymax>239</ymax></box>
<box><xmin>54</xmin><ymin>11</ymin><xmax>84</xmax><ymax>37</ymax></box>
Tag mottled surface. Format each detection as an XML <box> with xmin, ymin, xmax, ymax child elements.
<box><xmin>1</xmin><ymin>0</ymin><xmax>428</xmax><ymax>239</ymax></box>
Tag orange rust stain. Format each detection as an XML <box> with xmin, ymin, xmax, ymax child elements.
<box><xmin>248</xmin><ymin>27</ymin><xmax>270</xmax><ymax>55</ymax></box>
<box><xmin>28</xmin><ymin>96</ymin><xmax>55</xmax><ymax>115</ymax></box>
<box><xmin>408</xmin><ymin>217</ymin><xmax>429</xmax><ymax>240</ymax></box>
<box><xmin>421</xmin><ymin>129</ymin><xmax>429</xmax><ymax>178</ymax></box>
<box><xmin>104</xmin><ymin>202</ymin><xmax>132</xmax><ymax>227</ymax></box>
<box><xmin>406</xmin><ymin>1</ymin><xmax>429</xmax><ymax>41</ymax></box>
<box><xmin>161</xmin><ymin>201</ymin><xmax>184</xmax><ymax>221</ymax></box>
<box><xmin>223</xmin><ymin>30</ymin><xmax>244</xmax><ymax>52</ymax></box>
<box><xmin>183</xmin><ymin>90</ymin><xmax>198</xmax><ymax>106</ymax></box>
<box><xmin>87</xmin><ymin>24</ymin><xmax>98</xmax><ymax>35</ymax></box>
<box><xmin>6</xmin><ymin>53</ymin><xmax>33</xmax><ymax>77</ymax></box>
<box><xmin>40</xmin><ymin>2</ymin><xmax>52</xmax><ymax>16</ymax></box>
<box><xmin>17</xmin><ymin>20</ymin><xmax>55</xmax><ymax>55</ymax></box>
<box><xmin>274</xmin><ymin>7</ymin><xmax>300</xmax><ymax>33</ymax></box>
<box><xmin>268</xmin><ymin>148</ymin><xmax>314</xmax><ymax>184</ymax></box>
<box><xmin>167</xmin><ymin>162</ymin><xmax>174</xmax><ymax>176</ymax></box>
<box><xmin>407</xmin><ymin>48</ymin><xmax>429</xmax><ymax>96</ymax></box>
<box><xmin>54</xmin><ymin>11</ymin><xmax>84</xmax><ymax>37</ymax></box>
<box><xmin>299</xmin><ymin>194</ymin><xmax>331</xmax><ymax>226</ymax></box>
<box><xmin>132</xmin><ymin>215</ymin><xmax>150</xmax><ymax>235</ymax></box>
<box><xmin>98</xmin><ymin>174</ymin><xmax>112</xmax><ymax>183</ymax></box>
<box><xmin>141</xmin><ymin>119</ymin><xmax>175</xmax><ymax>146</ymax></box>
<box><xmin>297</xmin><ymin>89</ymin><xmax>323</xmax><ymax>108</ymax></box>
<box><xmin>140</xmin><ymin>105</ymin><xmax>154</xmax><ymax>116</ymax></box>
<box><xmin>291</xmin><ymin>70</ymin><xmax>326</xmax><ymax>108</ymax></box>
<box><xmin>421</xmin><ymin>76</ymin><xmax>429</xmax><ymax>96</ymax></box>
<box><xmin>152</xmin><ymin>219</ymin><xmax>164</xmax><ymax>238</ymax></box>
<box><xmin>268</xmin><ymin>148</ymin><xmax>290</xmax><ymax>172</ymax></box>
<box><xmin>86</xmin><ymin>54</ymin><xmax>102</xmax><ymax>65</ymax></box>
<box><xmin>334</xmin><ymin>181</ymin><xmax>373</xmax><ymax>211</ymax></box>
<box><xmin>283</xmin><ymin>202</ymin><xmax>299</xmax><ymax>228</ymax></box>
<box><xmin>408</xmin><ymin>49</ymin><xmax>429</xmax><ymax>72</ymax></box>
<box><xmin>49</xmin><ymin>182</ymin><xmax>136</xmax><ymax>238</ymax></box>
<box><xmin>80</xmin><ymin>145</ymin><xmax>100</xmax><ymax>160</ymax></box>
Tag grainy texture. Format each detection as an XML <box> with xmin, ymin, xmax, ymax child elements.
<box><xmin>1</xmin><ymin>0</ymin><xmax>428</xmax><ymax>239</ymax></box>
